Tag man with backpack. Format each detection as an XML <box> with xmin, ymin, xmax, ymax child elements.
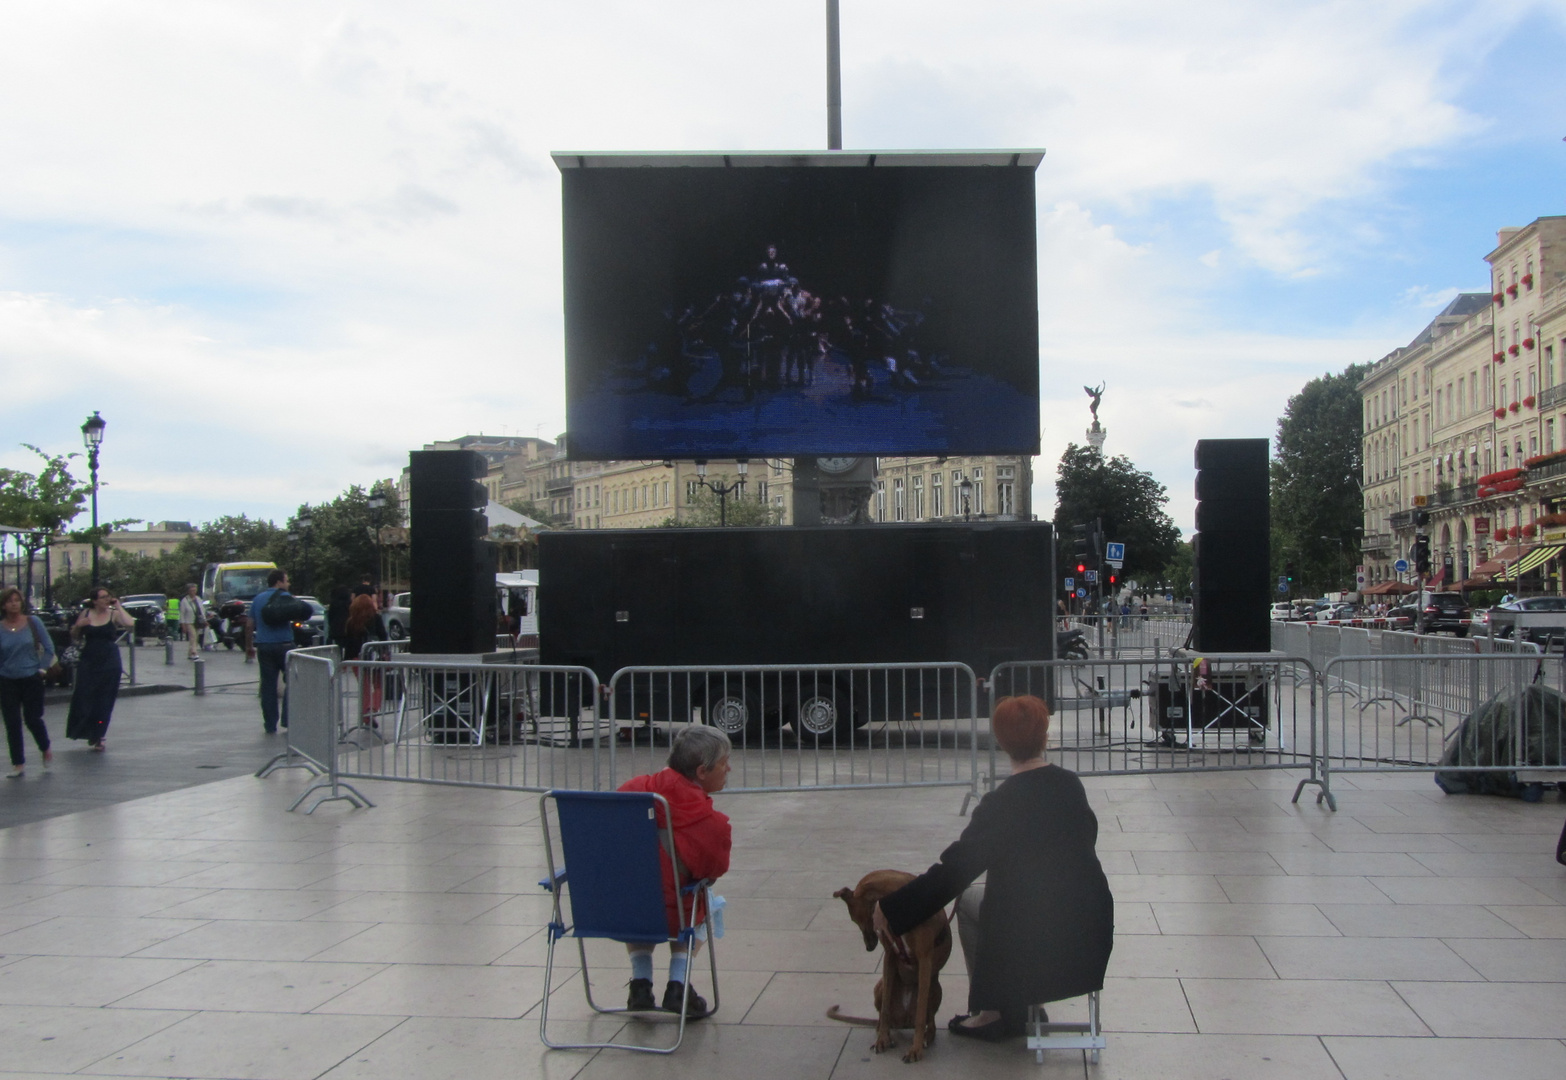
<box><xmin>247</xmin><ymin>568</ymin><xmax>309</xmax><ymax>734</ymax></box>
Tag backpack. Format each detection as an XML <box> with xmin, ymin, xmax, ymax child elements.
<box><xmin>261</xmin><ymin>589</ymin><xmax>310</xmax><ymax>628</ymax></box>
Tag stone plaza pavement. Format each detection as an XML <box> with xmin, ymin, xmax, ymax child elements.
<box><xmin>1</xmin><ymin>758</ymin><xmax>1564</xmax><ymax>1079</ymax></box>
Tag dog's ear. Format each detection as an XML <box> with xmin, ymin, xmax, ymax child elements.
<box><xmin>832</xmin><ymin>887</ymin><xmax>854</xmax><ymax>903</ymax></box>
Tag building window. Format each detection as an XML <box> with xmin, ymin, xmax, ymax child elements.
<box><xmin>893</xmin><ymin>478</ymin><xmax>905</xmax><ymax>521</ymax></box>
<box><xmin>686</xmin><ymin>480</ymin><xmax>698</xmax><ymax>504</ymax></box>
<box><xmin>912</xmin><ymin>476</ymin><xmax>924</xmax><ymax>520</ymax></box>
<box><xmin>1547</xmin><ymin>419</ymin><xmax>1555</xmax><ymax>454</ymax></box>
<box><xmin>972</xmin><ymin>468</ymin><xmax>984</xmax><ymax>516</ymax></box>
<box><xmin>875</xmin><ymin>481</ymin><xmax>886</xmax><ymax>521</ymax></box>
<box><xmin>998</xmin><ymin>481</ymin><xmax>1015</xmax><ymax>516</ymax></box>
<box><xmin>1530</xmin><ymin>436</ymin><xmax>1539</xmax><ymax>458</ymax></box>
<box><xmin>931</xmin><ymin>473</ymin><xmax>943</xmax><ymax>518</ymax></box>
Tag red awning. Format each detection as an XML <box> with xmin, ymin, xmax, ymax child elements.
<box><xmin>1362</xmin><ymin>581</ymin><xmax>1417</xmax><ymax>595</ymax></box>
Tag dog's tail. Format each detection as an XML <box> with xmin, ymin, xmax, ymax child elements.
<box><xmin>826</xmin><ymin>1005</ymin><xmax>879</xmax><ymax>1027</ymax></box>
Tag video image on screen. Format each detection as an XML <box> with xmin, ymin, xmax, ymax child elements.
<box><xmin>561</xmin><ymin>162</ymin><xmax>1039</xmax><ymax>460</ymax></box>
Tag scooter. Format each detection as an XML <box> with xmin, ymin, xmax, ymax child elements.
<box><xmin>208</xmin><ymin>601</ymin><xmax>248</xmax><ymax>650</ymax></box>
<box><xmin>1057</xmin><ymin>627</ymin><xmax>1091</xmax><ymax>660</ymax></box>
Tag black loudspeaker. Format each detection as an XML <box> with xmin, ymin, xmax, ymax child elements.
<box><xmin>1192</xmin><ymin>439</ymin><xmax>1270</xmax><ymax>653</ymax></box>
<box><xmin>410</xmin><ymin>450</ymin><xmax>497</xmax><ymax>655</ymax></box>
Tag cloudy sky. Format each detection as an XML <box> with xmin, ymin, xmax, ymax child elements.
<box><xmin>2</xmin><ymin>0</ymin><xmax>1563</xmax><ymax>536</ymax></box>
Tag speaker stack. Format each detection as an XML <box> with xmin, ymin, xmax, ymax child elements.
<box><xmin>1192</xmin><ymin>439</ymin><xmax>1270</xmax><ymax>653</ymax></box>
<box><xmin>409</xmin><ymin>449</ymin><xmax>497</xmax><ymax>656</ymax></box>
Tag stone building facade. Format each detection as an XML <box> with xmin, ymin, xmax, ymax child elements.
<box><xmin>1363</xmin><ymin>215</ymin><xmax>1566</xmax><ymax>592</ymax></box>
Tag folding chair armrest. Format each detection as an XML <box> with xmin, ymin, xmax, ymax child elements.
<box><xmin>539</xmin><ymin>867</ymin><xmax>568</xmax><ymax>893</ymax></box>
<box><xmin>680</xmin><ymin>878</ymin><xmax>712</xmax><ymax>895</ymax></box>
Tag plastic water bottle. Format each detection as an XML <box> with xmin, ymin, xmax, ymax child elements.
<box><xmin>710</xmin><ymin>895</ymin><xmax>726</xmax><ymax>939</ymax></box>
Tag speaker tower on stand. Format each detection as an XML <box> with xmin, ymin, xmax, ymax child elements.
<box><xmin>1192</xmin><ymin>439</ymin><xmax>1270</xmax><ymax>653</ymax></box>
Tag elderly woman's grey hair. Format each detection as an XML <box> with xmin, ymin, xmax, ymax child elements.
<box><xmin>668</xmin><ymin>725</ymin><xmax>732</xmax><ymax>779</ymax></box>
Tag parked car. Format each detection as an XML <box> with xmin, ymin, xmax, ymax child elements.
<box><xmin>382</xmin><ymin>592</ymin><xmax>410</xmax><ymax>640</ymax></box>
<box><xmin>1385</xmin><ymin>604</ymin><xmax>1418</xmax><ymax>630</ymax></box>
<box><xmin>1415</xmin><ymin>593</ymin><xmax>1470</xmax><ymax>636</ymax></box>
<box><xmin>118</xmin><ymin>593</ymin><xmax>169</xmax><ymax>644</ymax></box>
<box><xmin>1270</xmin><ymin>602</ymin><xmax>1294</xmax><ymax>621</ymax></box>
<box><xmin>292</xmin><ymin>599</ymin><xmax>326</xmax><ymax>647</ymax></box>
<box><xmin>1489</xmin><ymin>596</ymin><xmax>1566</xmax><ymax>646</ymax></box>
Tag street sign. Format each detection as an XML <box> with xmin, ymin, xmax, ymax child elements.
<box><xmin>1278</xmin><ymin>582</ymin><xmax>1288</xmax><ymax>593</ymax></box>
<box><xmin>1394</xmin><ymin>558</ymin><xmax>1409</xmax><ymax>573</ymax></box>
<box><xmin>1104</xmin><ymin>542</ymin><xmax>1125</xmax><ymax>563</ymax></box>
<box><xmin>1063</xmin><ymin>577</ymin><xmax>1074</xmax><ymax>590</ymax></box>
<box><xmin>1075</xmin><ymin>587</ymin><xmax>1087</xmax><ymax>599</ymax></box>
<box><xmin>1084</xmin><ymin>570</ymin><xmax>1099</xmax><ymax>584</ymax></box>
<box><xmin>1355</xmin><ymin>573</ymin><xmax>1366</xmax><ymax>587</ymax></box>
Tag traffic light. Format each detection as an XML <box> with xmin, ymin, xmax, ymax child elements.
<box><xmin>1070</xmin><ymin>523</ymin><xmax>1090</xmax><ymax>568</ymax></box>
<box><xmin>1412</xmin><ymin>536</ymin><xmax>1431</xmax><ymax>577</ymax></box>
<box><xmin>1284</xmin><ymin>561</ymin><xmax>1297</xmax><ymax>584</ymax></box>
<box><xmin>1107</xmin><ymin>572</ymin><xmax>1116</xmax><ymax>586</ymax></box>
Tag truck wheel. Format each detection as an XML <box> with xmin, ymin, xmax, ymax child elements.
<box><xmin>795</xmin><ymin>693</ymin><xmax>856</xmax><ymax>741</ymax></box>
<box><xmin>707</xmin><ymin>690</ymin><xmax>762</xmax><ymax>741</ymax></box>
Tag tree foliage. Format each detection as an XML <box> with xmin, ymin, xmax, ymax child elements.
<box><xmin>0</xmin><ymin>446</ymin><xmax>97</xmax><ymax>602</ymax></box>
<box><xmin>266</xmin><ymin>486</ymin><xmax>404</xmax><ymax>598</ymax></box>
<box><xmin>1271</xmin><ymin>364</ymin><xmax>1367</xmax><ymax>595</ymax></box>
<box><xmin>1053</xmin><ymin>444</ymin><xmax>1181</xmax><ymax>586</ymax></box>
<box><xmin>659</xmin><ymin>487</ymin><xmax>783</xmax><ymax>528</ymax></box>
<box><xmin>1158</xmin><ymin>540</ymin><xmax>1195</xmax><ymax>597</ymax></box>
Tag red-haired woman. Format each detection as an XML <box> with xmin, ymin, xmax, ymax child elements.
<box><xmin>873</xmin><ymin>695</ymin><xmax>1114</xmax><ymax>1040</ymax></box>
<box><xmin>340</xmin><ymin>594</ymin><xmax>387</xmax><ymax>722</ymax></box>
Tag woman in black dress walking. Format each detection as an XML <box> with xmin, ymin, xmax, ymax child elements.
<box><xmin>66</xmin><ymin>588</ymin><xmax>134</xmax><ymax>750</ymax></box>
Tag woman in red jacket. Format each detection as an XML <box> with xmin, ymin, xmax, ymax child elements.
<box><xmin>619</xmin><ymin>725</ymin><xmax>732</xmax><ymax>1019</ymax></box>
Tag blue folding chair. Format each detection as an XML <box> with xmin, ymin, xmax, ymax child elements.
<box><xmin>537</xmin><ymin>789</ymin><xmax>721</xmax><ymax>1053</ymax></box>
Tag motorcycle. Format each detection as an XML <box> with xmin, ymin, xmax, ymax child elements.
<box><xmin>207</xmin><ymin>600</ymin><xmax>249</xmax><ymax>651</ymax></box>
<box><xmin>1057</xmin><ymin>627</ymin><xmax>1091</xmax><ymax>660</ymax></box>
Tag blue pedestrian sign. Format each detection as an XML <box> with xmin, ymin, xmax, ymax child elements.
<box><xmin>1104</xmin><ymin>542</ymin><xmax>1126</xmax><ymax>563</ymax></box>
<box><xmin>1394</xmin><ymin>558</ymin><xmax>1409</xmax><ymax>573</ymax></box>
<box><xmin>1063</xmin><ymin>577</ymin><xmax>1074</xmax><ymax>590</ymax></box>
<box><xmin>1084</xmin><ymin>570</ymin><xmax>1099</xmax><ymax>584</ymax></box>
<box><xmin>1075</xmin><ymin>587</ymin><xmax>1087</xmax><ymax>599</ymax></box>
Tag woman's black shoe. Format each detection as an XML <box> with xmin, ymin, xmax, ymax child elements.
<box><xmin>946</xmin><ymin>1014</ymin><xmax>1020</xmax><ymax>1041</ymax></box>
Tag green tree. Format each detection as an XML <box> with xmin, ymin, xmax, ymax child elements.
<box><xmin>266</xmin><ymin>486</ymin><xmax>404</xmax><ymax>597</ymax></box>
<box><xmin>658</xmin><ymin>487</ymin><xmax>782</xmax><ymax>528</ymax></box>
<box><xmin>501</xmin><ymin>498</ymin><xmax>551</xmax><ymax>526</ymax></box>
<box><xmin>0</xmin><ymin>446</ymin><xmax>95</xmax><ymax>604</ymax></box>
<box><xmin>173</xmin><ymin>515</ymin><xmax>285</xmax><ymax>568</ymax></box>
<box><xmin>1271</xmin><ymin>364</ymin><xmax>1368</xmax><ymax>595</ymax></box>
<box><xmin>1157</xmin><ymin>540</ymin><xmax>1195</xmax><ymax>597</ymax></box>
<box><xmin>1053</xmin><ymin>444</ymin><xmax>1181</xmax><ymax>585</ymax></box>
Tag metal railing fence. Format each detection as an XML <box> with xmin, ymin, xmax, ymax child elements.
<box><xmin>1063</xmin><ymin>614</ymin><xmax>1192</xmax><ymax>659</ymax></box>
<box><xmin>333</xmin><ymin>659</ymin><xmax>604</xmax><ymax>794</ymax></box>
<box><xmin>989</xmin><ymin>656</ymin><xmax>1326</xmax><ymax>806</ymax></box>
<box><xmin>1319</xmin><ymin>653</ymin><xmax>1566</xmax><ymax>805</ymax></box>
<box><xmin>606</xmin><ymin>663</ymin><xmax>980</xmax><ymax>803</ymax></box>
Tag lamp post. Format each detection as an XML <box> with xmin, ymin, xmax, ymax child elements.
<box><xmin>958</xmin><ymin>476</ymin><xmax>974</xmax><ymax>522</ymax></box>
<box><xmin>81</xmin><ymin>411</ymin><xmax>106</xmax><ymax>588</ymax></box>
<box><xmin>294</xmin><ymin>507</ymin><xmax>314</xmax><ymax>594</ymax></box>
<box><xmin>367</xmin><ymin>489</ymin><xmax>387</xmax><ymax>596</ymax></box>
<box><xmin>694</xmin><ymin>460</ymin><xmax>748</xmax><ymax>527</ymax></box>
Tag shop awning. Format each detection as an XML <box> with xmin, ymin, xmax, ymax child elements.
<box><xmin>1472</xmin><ymin>544</ymin><xmax>1528</xmax><ymax>578</ymax></box>
<box><xmin>1494</xmin><ymin>544</ymin><xmax>1564</xmax><ymax>583</ymax></box>
<box><xmin>1362</xmin><ymin>581</ymin><xmax>1417</xmax><ymax>595</ymax></box>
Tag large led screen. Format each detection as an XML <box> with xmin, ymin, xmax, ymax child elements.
<box><xmin>559</xmin><ymin>156</ymin><xmax>1040</xmax><ymax>460</ymax></box>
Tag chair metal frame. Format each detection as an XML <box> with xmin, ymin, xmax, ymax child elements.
<box><xmin>537</xmin><ymin>789</ymin><xmax>720</xmax><ymax>1054</ymax></box>
<box><xmin>1026</xmin><ymin>990</ymin><xmax>1104</xmax><ymax>1064</ymax></box>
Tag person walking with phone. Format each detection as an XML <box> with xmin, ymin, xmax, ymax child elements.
<box><xmin>178</xmin><ymin>583</ymin><xmax>207</xmax><ymax>659</ymax></box>
<box><xmin>0</xmin><ymin>587</ymin><xmax>55</xmax><ymax>778</ymax></box>
<box><xmin>248</xmin><ymin>569</ymin><xmax>304</xmax><ymax>734</ymax></box>
<box><xmin>65</xmin><ymin>587</ymin><xmax>134</xmax><ymax>750</ymax></box>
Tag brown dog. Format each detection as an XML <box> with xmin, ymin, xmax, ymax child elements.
<box><xmin>829</xmin><ymin>869</ymin><xmax>952</xmax><ymax>1062</ymax></box>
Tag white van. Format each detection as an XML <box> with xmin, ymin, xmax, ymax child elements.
<box><xmin>497</xmin><ymin>570</ymin><xmax>539</xmax><ymax>647</ymax></box>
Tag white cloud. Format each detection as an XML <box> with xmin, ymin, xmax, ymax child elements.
<box><xmin>0</xmin><ymin>0</ymin><xmax>1552</xmax><ymax>528</ymax></box>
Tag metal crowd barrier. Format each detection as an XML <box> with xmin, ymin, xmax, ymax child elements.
<box><xmin>1319</xmin><ymin>652</ymin><xmax>1566</xmax><ymax>807</ymax></box>
<box><xmin>1065</xmin><ymin>615</ymin><xmax>1192</xmax><ymax>659</ymax></box>
<box><xmin>989</xmin><ymin>656</ymin><xmax>1326</xmax><ymax>806</ymax></box>
<box><xmin>606</xmin><ymin>664</ymin><xmax>981</xmax><ymax>805</ymax></box>
<box><xmin>256</xmin><ymin>645</ymin><xmax>373</xmax><ymax>813</ymax></box>
<box><xmin>333</xmin><ymin>658</ymin><xmax>603</xmax><ymax>794</ymax></box>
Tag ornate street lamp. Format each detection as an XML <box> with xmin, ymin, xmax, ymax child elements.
<box><xmin>81</xmin><ymin>411</ymin><xmax>106</xmax><ymax>587</ymax></box>
<box><xmin>694</xmin><ymin>460</ymin><xmax>748</xmax><ymax>527</ymax></box>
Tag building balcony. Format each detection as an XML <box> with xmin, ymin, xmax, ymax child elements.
<box><xmin>1528</xmin><ymin>456</ymin><xmax>1566</xmax><ymax>485</ymax></box>
<box><xmin>1361</xmin><ymin>532</ymin><xmax>1393</xmax><ymax>554</ymax></box>
<box><xmin>1389</xmin><ymin>510</ymin><xmax>1415</xmax><ymax>530</ymax></box>
<box><xmin>1541</xmin><ymin>383</ymin><xmax>1566</xmax><ymax>411</ymax></box>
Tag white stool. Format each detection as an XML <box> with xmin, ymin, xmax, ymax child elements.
<box><xmin>1026</xmin><ymin>990</ymin><xmax>1103</xmax><ymax>1065</ymax></box>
